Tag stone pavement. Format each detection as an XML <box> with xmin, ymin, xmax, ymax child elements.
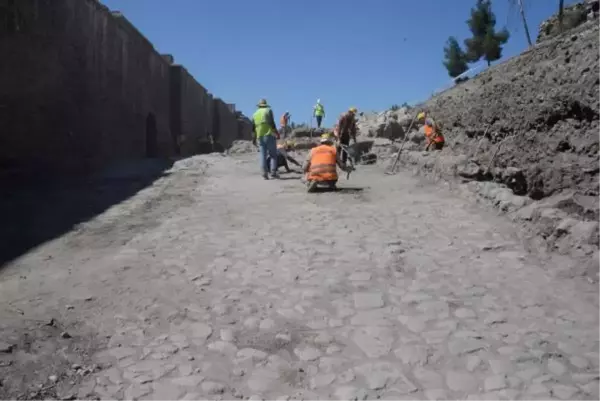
<box><xmin>1</xmin><ymin>154</ymin><xmax>598</xmax><ymax>400</ymax></box>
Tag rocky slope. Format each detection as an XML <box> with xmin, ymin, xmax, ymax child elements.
<box><xmin>357</xmin><ymin>4</ymin><xmax>599</xmax><ymax>277</ymax></box>
<box><xmin>538</xmin><ymin>0</ymin><xmax>599</xmax><ymax>43</ymax></box>
<box><xmin>421</xmin><ymin>24</ymin><xmax>599</xmax><ymax>201</ymax></box>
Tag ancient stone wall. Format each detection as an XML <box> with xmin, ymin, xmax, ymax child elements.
<box><xmin>213</xmin><ymin>99</ymin><xmax>240</xmax><ymax>149</ymax></box>
<box><xmin>0</xmin><ymin>0</ymin><xmax>173</xmax><ymax>178</ymax></box>
<box><xmin>170</xmin><ymin>65</ymin><xmax>215</xmax><ymax>156</ymax></box>
<box><xmin>0</xmin><ymin>0</ymin><xmax>249</xmax><ymax>180</ymax></box>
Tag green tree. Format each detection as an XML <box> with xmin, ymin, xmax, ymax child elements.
<box><xmin>482</xmin><ymin>27</ymin><xmax>510</xmax><ymax>65</ymax></box>
<box><xmin>464</xmin><ymin>0</ymin><xmax>510</xmax><ymax>66</ymax></box>
<box><xmin>442</xmin><ymin>36</ymin><xmax>469</xmax><ymax>78</ymax></box>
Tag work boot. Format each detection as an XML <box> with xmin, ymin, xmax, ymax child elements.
<box><xmin>271</xmin><ymin>172</ymin><xmax>280</xmax><ymax>179</ymax></box>
<box><xmin>262</xmin><ymin>172</ymin><xmax>269</xmax><ymax>180</ymax></box>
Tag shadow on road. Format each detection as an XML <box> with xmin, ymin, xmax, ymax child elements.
<box><xmin>334</xmin><ymin>187</ymin><xmax>365</xmax><ymax>193</ymax></box>
<box><xmin>309</xmin><ymin>186</ymin><xmax>366</xmax><ymax>194</ymax></box>
<box><xmin>0</xmin><ymin>158</ymin><xmax>174</xmax><ymax>268</ymax></box>
<box><xmin>278</xmin><ymin>176</ymin><xmax>302</xmax><ymax>181</ymax></box>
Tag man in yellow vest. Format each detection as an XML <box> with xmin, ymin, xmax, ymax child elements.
<box><xmin>252</xmin><ymin>99</ymin><xmax>280</xmax><ymax>179</ymax></box>
<box><xmin>303</xmin><ymin>133</ymin><xmax>352</xmax><ymax>192</ymax></box>
<box><xmin>313</xmin><ymin>99</ymin><xmax>325</xmax><ymax>128</ymax></box>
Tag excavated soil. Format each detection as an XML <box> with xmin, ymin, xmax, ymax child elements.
<box><xmin>421</xmin><ymin>22</ymin><xmax>599</xmax><ymax>202</ymax></box>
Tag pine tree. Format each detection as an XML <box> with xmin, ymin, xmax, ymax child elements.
<box><xmin>442</xmin><ymin>36</ymin><xmax>469</xmax><ymax>78</ymax></box>
<box><xmin>482</xmin><ymin>27</ymin><xmax>510</xmax><ymax>65</ymax></box>
<box><xmin>464</xmin><ymin>0</ymin><xmax>510</xmax><ymax>66</ymax></box>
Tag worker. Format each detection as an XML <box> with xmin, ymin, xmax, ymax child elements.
<box><xmin>417</xmin><ymin>111</ymin><xmax>445</xmax><ymax>151</ymax></box>
<box><xmin>336</xmin><ymin>107</ymin><xmax>358</xmax><ymax>166</ymax></box>
<box><xmin>333</xmin><ymin>123</ymin><xmax>340</xmax><ymax>139</ymax></box>
<box><xmin>303</xmin><ymin>133</ymin><xmax>352</xmax><ymax>193</ymax></box>
<box><xmin>268</xmin><ymin>140</ymin><xmax>302</xmax><ymax>173</ymax></box>
<box><xmin>313</xmin><ymin>99</ymin><xmax>325</xmax><ymax>128</ymax></box>
<box><xmin>279</xmin><ymin>111</ymin><xmax>291</xmax><ymax>139</ymax></box>
<box><xmin>252</xmin><ymin>98</ymin><xmax>279</xmax><ymax>179</ymax></box>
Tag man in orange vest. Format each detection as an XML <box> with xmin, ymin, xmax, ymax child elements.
<box><xmin>279</xmin><ymin>111</ymin><xmax>291</xmax><ymax>139</ymax></box>
<box><xmin>303</xmin><ymin>133</ymin><xmax>352</xmax><ymax>192</ymax></box>
<box><xmin>417</xmin><ymin>111</ymin><xmax>445</xmax><ymax>151</ymax></box>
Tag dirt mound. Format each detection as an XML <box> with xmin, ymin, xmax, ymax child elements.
<box><xmin>357</xmin><ymin>108</ymin><xmax>415</xmax><ymax>140</ymax></box>
<box><xmin>374</xmin><ymin>7</ymin><xmax>599</xmax><ymax>270</ymax></box>
<box><xmin>421</xmin><ymin>20</ymin><xmax>599</xmax><ymax>201</ymax></box>
<box><xmin>290</xmin><ymin>127</ymin><xmax>331</xmax><ymax>138</ymax></box>
<box><xmin>537</xmin><ymin>0</ymin><xmax>599</xmax><ymax>43</ymax></box>
<box><xmin>228</xmin><ymin>140</ymin><xmax>256</xmax><ymax>154</ymax></box>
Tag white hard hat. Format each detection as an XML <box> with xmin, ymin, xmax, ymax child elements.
<box><xmin>317</xmin><ymin>99</ymin><xmax>321</xmax><ymax>104</ymax></box>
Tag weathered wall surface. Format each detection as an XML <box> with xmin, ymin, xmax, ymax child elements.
<box><xmin>213</xmin><ymin>99</ymin><xmax>240</xmax><ymax>149</ymax></box>
<box><xmin>0</xmin><ymin>0</ymin><xmax>250</xmax><ymax>179</ymax></box>
<box><xmin>0</xmin><ymin>0</ymin><xmax>173</xmax><ymax>178</ymax></box>
<box><xmin>170</xmin><ymin>65</ymin><xmax>214</xmax><ymax>156</ymax></box>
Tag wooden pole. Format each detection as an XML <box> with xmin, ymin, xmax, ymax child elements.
<box><xmin>517</xmin><ymin>0</ymin><xmax>533</xmax><ymax>47</ymax></box>
<box><xmin>386</xmin><ymin>112</ymin><xmax>419</xmax><ymax>175</ymax></box>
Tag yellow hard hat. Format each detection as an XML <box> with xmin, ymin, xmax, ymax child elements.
<box><xmin>349</xmin><ymin>107</ymin><xmax>357</xmax><ymax>113</ymax></box>
<box><xmin>417</xmin><ymin>112</ymin><xmax>426</xmax><ymax>120</ymax></box>
<box><xmin>320</xmin><ymin>133</ymin><xmax>334</xmax><ymax>143</ymax></box>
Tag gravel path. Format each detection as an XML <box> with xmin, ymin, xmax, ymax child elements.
<box><xmin>1</xmin><ymin>153</ymin><xmax>598</xmax><ymax>400</ymax></box>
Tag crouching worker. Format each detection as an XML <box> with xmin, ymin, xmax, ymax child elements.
<box><xmin>417</xmin><ymin>111</ymin><xmax>445</xmax><ymax>151</ymax></box>
<box><xmin>268</xmin><ymin>140</ymin><xmax>302</xmax><ymax>173</ymax></box>
<box><xmin>303</xmin><ymin>133</ymin><xmax>352</xmax><ymax>193</ymax></box>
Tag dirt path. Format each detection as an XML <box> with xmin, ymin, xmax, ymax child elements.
<box><xmin>0</xmin><ymin>153</ymin><xmax>598</xmax><ymax>400</ymax></box>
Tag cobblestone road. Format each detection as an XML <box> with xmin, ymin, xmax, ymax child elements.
<box><xmin>1</xmin><ymin>154</ymin><xmax>598</xmax><ymax>400</ymax></box>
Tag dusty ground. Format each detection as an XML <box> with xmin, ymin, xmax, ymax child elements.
<box><xmin>0</xmin><ymin>153</ymin><xmax>598</xmax><ymax>400</ymax></box>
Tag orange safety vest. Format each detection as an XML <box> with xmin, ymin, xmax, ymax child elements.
<box><xmin>424</xmin><ymin>124</ymin><xmax>445</xmax><ymax>144</ymax></box>
<box><xmin>307</xmin><ymin>145</ymin><xmax>338</xmax><ymax>182</ymax></box>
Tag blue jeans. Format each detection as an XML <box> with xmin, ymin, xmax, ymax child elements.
<box><xmin>259</xmin><ymin>134</ymin><xmax>277</xmax><ymax>175</ymax></box>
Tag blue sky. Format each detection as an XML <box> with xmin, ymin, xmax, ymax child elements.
<box><xmin>101</xmin><ymin>0</ymin><xmax>575</xmax><ymax>125</ymax></box>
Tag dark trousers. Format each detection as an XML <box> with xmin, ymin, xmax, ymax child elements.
<box><xmin>316</xmin><ymin>115</ymin><xmax>323</xmax><ymax>128</ymax></box>
<box><xmin>337</xmin><ymin>134</ymin><xmax>350</xmax><ymax>164</ymax></box>
<box><xmin>267</xmin><ymin>153</ymin><xmax>289</xmax><ymax>171</ymax></box>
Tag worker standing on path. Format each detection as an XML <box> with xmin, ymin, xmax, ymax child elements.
<box><xmin>417</xmin><ymin>111</ymin><xmax>445</xmax><ymax>151</ymax></box>
<box><xmin>336</xmin><ymin>107</ymin><xmax>358</xmax><ymax>166</ymax></box>
<box><xmin>303</xmin><ymin>133</ymin><xmax>351</xmax><ymax>192</ymax></box>
<box><xmin>279</xmin><ymin>111</ymin><xmax>291</xmax><ymax>139</ymax></box>
<box><xmin>252</xmin><ymin>99</ymin><xmax>279</xmax><ymax>179</ymax></box>
<box><xmin>313</xmin><ymin>99</ymin><xmax>325</xmax><ymax>128</ymax></box>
